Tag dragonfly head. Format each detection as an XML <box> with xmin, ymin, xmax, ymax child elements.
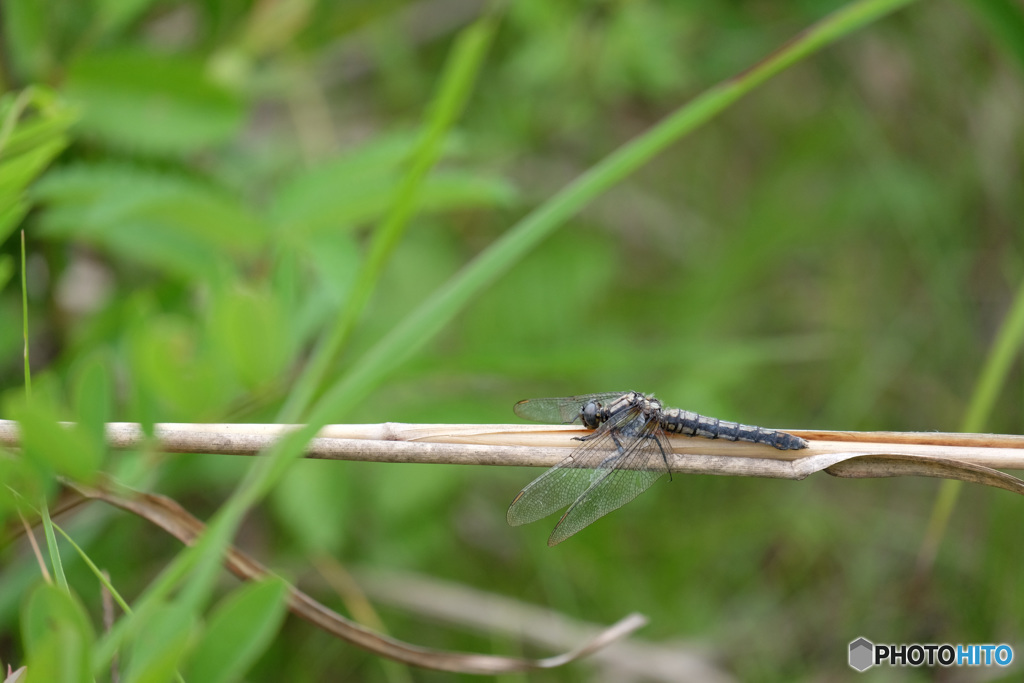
<box><xmin>580</xmin><ymin>400</ymin><xmax>601</xmax><ymax>429</ymax></box>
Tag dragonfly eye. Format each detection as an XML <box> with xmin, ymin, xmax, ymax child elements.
<box><xmin>581</xmin><ymin>401</ymin><xmax>600</xmax><ymax>429</ymax></box>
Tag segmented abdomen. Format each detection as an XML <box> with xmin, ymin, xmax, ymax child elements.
<box><xmin>659</xmin><ymin>408</ymin><xmax>807</xmax><ymax>450</ymax></box>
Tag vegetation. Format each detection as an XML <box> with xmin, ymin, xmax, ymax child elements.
<box><xmin>1</xmin><ymin>0</ymin><xmax>1023</xmax><ymax>680</ymax></box>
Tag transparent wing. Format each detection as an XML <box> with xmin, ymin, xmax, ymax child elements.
<box><xmin>507</xmin><ymin>403</ymin><xmax>648</xmax><ymax>527</ymax></box>
<box><xmin>513</xmin><ymin>392</ymin><xmax>627</xmax><ymax>424</ymax></box>
<box><xmin>547</xmin><ymin>420</ymin><xmax>672</xmax><ymax>546</ymax></box>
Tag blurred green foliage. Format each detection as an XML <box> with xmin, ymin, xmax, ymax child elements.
<box><xmin>1</xmin><ymin>0</ymin><xmax>1024</xmax><ymax>681</ymax></box>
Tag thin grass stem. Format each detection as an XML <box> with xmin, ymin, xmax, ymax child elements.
<box><xmin>917</xmin><ymin>277</ymin><xmax>1024</xmax><ymax>572</ymax></box>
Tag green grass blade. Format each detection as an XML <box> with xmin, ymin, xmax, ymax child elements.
<box><xmin>185</xmin><ymin>577</ymin><xmax>289</xmax><ymax>683</ymax></box>
<box><xmin>52</xmin><ymin>521</ymin><xmax>132</xmax><ymax>616</ymax></box>
<box><xmin>38</xmin><ymin>503</ymin><xmax>68</xmax><ymax>591</ymax></box>
<box><xmin>960</xmin><ymin>285</ymin><xmax>1024</xmax><ymax>434</ymax></box>
<box><xmin>308</xmin><ymin>0</ymin><xmax>920</xmax><ymax>424</ymax></box>
<box><xmin>918</xmin><ymin>278</ymin><xmax>1024</xmax><ymax>570</ymax></box>
<box><xmin>22</xmin><ymin>583</ymin><xmax>95</xmax><ymax>681</ymax></box>
<box><xmin>278</xmin><ymin>13</ymin><xmax>498</xmax><ymax>422</ymax></box>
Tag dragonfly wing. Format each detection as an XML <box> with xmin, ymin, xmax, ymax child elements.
<box><xmin>547</xmin><ymin>422</ymin><xmax>673</xmax><ymax>546</ymax></box>
<box><xmin>507</xmin><ymin>402</ymin><xmax>645</xmax><ymax>526</ymax></box>
<box><xmin>513</xmin><ymin>392</ymin><xmax>627</xmax><ymax>424</ymax></box>
<box><xmin>506</xmin><ymin>456</ymin><xmax>604</xmax><ymax>526</ymax></box>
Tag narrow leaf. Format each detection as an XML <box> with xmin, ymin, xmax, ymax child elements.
<box><xmin>22</xmin><ymin>583</ymin><xmax>95</xmax><ymax>682</ymax></box>
<box><xmin>186</xmin><ymin>577</ymin><xmax>289</xmax><ymax>683</ymax></box>
<box><xmin>123</xmin><ymin>602</ymin><xmax>197</xmax><ymax>683</ymax></box>
<box><xmin>14</xmin><ymin>398</ymin><xmax>103</xmax><ymax>482</ymax></box>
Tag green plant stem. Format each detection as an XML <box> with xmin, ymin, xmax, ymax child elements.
<box><xmin>309</xmin><ymin>0</ymin><xmax>920</xmax><ymax>424</ymax></box>
<box><xmin>917</xmin><ymin>278</ymin><xmax>1024</xmax><ymax>571</ymax></box>
<box><xmin>277</xmin><ymin>13</ymin><xmax>498</xmax><ymax>423</ymax></box>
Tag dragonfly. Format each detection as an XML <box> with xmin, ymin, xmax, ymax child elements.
<box><xmin>507</xmin><ymin>391</ymin><xmax>808</xmax><ymax>545</ymax></box>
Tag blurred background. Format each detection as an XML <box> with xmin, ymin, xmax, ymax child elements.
<box><xmin>1</xmin><ymin>0</ymin><xmax>1023</xmax><ymax>680</ymax></box>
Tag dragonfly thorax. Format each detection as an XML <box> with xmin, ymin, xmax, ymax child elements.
<box><xmin>581</xmin><ymin>391</ymin><xmax>662</xmax><ymax>429</ymax></box>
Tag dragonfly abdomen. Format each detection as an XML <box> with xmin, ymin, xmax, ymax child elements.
<box><xmin>659</xmin><ymin>408</ymin><xmax>807</xmax><ymax>450</ymax></box>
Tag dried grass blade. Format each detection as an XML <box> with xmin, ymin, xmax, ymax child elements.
<box><xmin>824</xmin><ymin>453</ymin><xmax>1024</xmax><ymax>495</ymax></box>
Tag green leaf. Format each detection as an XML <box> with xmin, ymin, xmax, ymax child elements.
<box><xmin>270</xmin><ymin>462</ymin><xmax>351</xmax><ymax>554</ymax></box>
<box><xmin>64</xmin><ymin>50</ymin><xmax>244</xmax><ymax>154</ymax></box>
<box><xmin>272</xmin><ymin>160</ymin><xmax>516</xmax><ymax>240</ymax></box>
<box><xmin>373</xmin><ymin>463</ymin><xmax>462</xmax><ymax>525</ymax></box>
<box><xmin>304</xmin><ymin>232</ymin><xmax>359</xmax><ymax>308</ymax></box>
<box><xmin>70</xmin><ymin>352</ymin><xmax>113</xmax><ymax>453</ymax></box>
<box><xmin>22</xmin><ymin>583</ymin><xmax>95</xmax><ymax>683</ymax></box>
<box><xmin>127</xmin><ymin>315</ymin><xmax>235</xmax><ymax>420</ymax></box>
<box><xmin>0</xmin><ymin>199</ymin><xmax>29</xmax><ymax>248</ymax></box>
<box><xmin>0</xmin><ymin>139</ymin><xmax>68</xmax><ymax>206</ymax></box>
<box><xmin>0</xmin><ymin>454</ymin><xmax>49</xmax><ymax>527</ymax></box>
<box><xmin>94</xmin><ymin>0</ymin><xmax>160</xmax><ymax>38</ymax></box>
<box><xmin>0</xmin><ymin>99</ymin><xmax>76</xmax><ymax>161</ymax></box>
<box><xmin>123</xmin><ymin>602</ymin><xmax>197</xmax><ymax>683</ymax></box>
<box><xmin>0</xmin><ymin>254</ymin><xmax>14</xmax><ymax>292</ymax></box>
<box><xmin>0</xmin><ymin>87</ymin><xmax>74</xmax><ymax>246</ymax></box>
<box><xmin>1</xmin><ymin>0</ymin><xmax>51</xmax><ymax>81</ymax></box>
<box><xmin>13</xmin><ymin>395</ymin><xmax>103</xmax><ymax>483</ymax></box>
<box><xmin>210</xmin><ymin>286</ymin><xmax>291</xmax><ymax>390</ymax></box>
<box><xmin>185</xmin><ymin>578</ymin><xmax>289</xmax><ymax>683</ymax></box>
<box><xmin>269</xmin><ymin>130</ymin><xmax>431</xmax><ymax>228</ymax></box>
<box><xmin>34</xmin><ymin>162</ymin><xmax>266</xmax><ymax>280</ymax></box>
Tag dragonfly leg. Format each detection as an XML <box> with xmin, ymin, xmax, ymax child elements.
<box><xmin>636</xmin><ymin>432</ymin><xmax>674</xmax><ymax>482</ymax></box>
<box><xmin>654</xmin><ymin>435</ymin><xmax>673</xmax><ymax>482</ymax></box>
<box><xmin>590</xmin><ymin>430</ymin><xmax>628</xmax><ymax>469</ymax></box>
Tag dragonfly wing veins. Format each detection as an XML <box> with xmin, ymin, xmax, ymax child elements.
<box><xmin>546</xmin><ymin>415</ymin><xmax>672</xmax><ymax>546</ymax></box>
<box><xmin>512</xmin><ymin>392</ymin><xmax>627</xmax><ymax>425</ymax></box>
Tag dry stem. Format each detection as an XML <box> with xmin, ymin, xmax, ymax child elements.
<box><xmin>3</xmin><ymin>420</ymin><xmax>1023</xmax><ymax>486</ymax></box>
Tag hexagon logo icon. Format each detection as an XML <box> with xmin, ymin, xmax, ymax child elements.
<box><xmin>849</xmin><ymin>637</ymin><xmax>874</xmax><ymax>671</ymax></box>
